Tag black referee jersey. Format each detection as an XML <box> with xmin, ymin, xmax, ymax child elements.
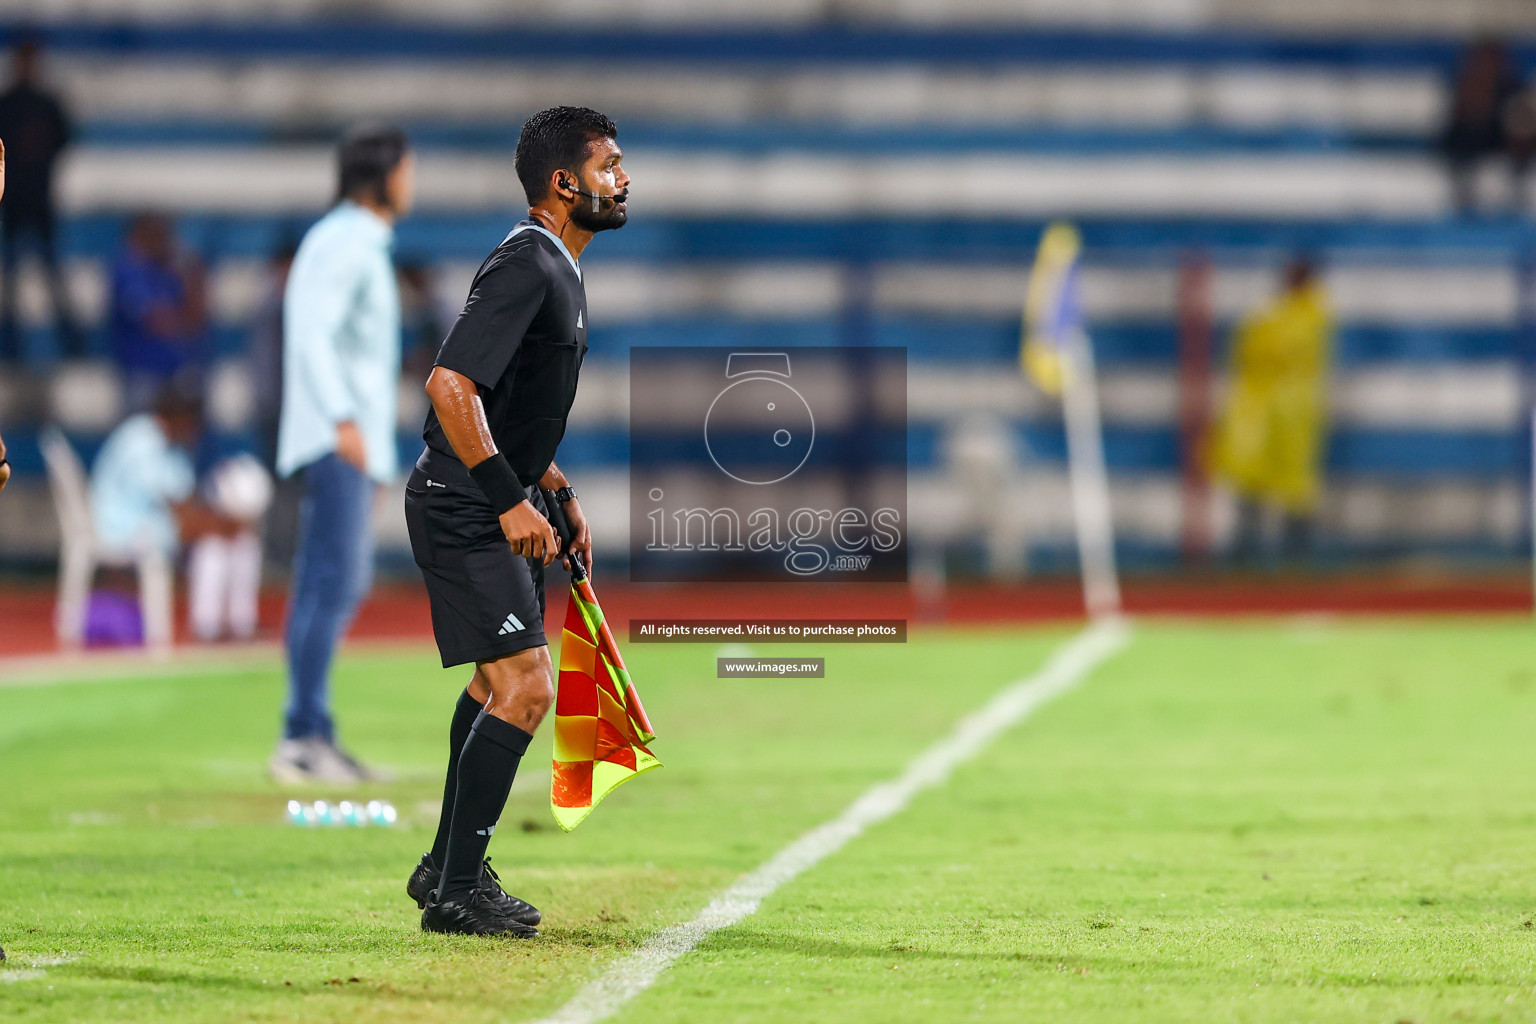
<box><xmin>405</xmin><ymin>221</ymin><xmax>588</xmax><ymax>667</ymax></box>
<box><xmin>420</xmin><ymin>220</ymin><xmax>588</xmax><ymax>487</ymax></box>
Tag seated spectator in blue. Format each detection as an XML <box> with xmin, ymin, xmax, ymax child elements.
<box><xmin>92</xmin><ymin>385</ymin><xmax>269</xmax><ymax>643</ymax></box>
<box><xmin>108</xmin><ymin>214</ymin><xmax>209</xmax><ymax>409</ymax></box>
<box><xmin>91</xmin><ymin>384</ymin><xmax>221</xmax><ymax>558</ymax></box>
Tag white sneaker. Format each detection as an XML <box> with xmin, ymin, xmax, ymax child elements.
<box><xmin>269</xmin><ymin>737</ymin><xmax>363</xmax><ymax>785</ymax></box>
<box><xmin>319</xmin><ymin>740</ymin><xmax>388</xmax><ymax>783</ymax></box>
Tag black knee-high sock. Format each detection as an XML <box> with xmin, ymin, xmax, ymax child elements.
<box><xmin>438</xmin><ymin>711</ymin><xmax>532</xmax><ymax>901</ymax></box>
<box><xmin>428</xmin><ymin>689</ymin><xmax>483</xmax><ymax>868</ymax></box>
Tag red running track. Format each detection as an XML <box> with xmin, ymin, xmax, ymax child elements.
<box><xmin>0</xmin><ymin>571</ymin><xmax>1529</xmax><ymax>659</ymax></box>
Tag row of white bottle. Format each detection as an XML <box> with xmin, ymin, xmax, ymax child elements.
<box><xmin>286</xmin><ymin>799</ymin><xmax>397</xmax><ymax>827</ymax></box>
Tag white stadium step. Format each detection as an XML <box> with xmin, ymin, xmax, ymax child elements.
<box><xmin>6</xmin><ymin>257</ymin><xmax>1522</xmax><ymax>332</ymax></box>
<box><xmin>54</xmin><ymin>146</ymin><xmax>1458</xmax><ymax>217</ymax></box>
<box><xmin>874</xmin><ymin>263</ymin><xmax>1520</xmax><ymax>323</ymax></box>
<box><xmin>2</xmin><ymin>466</ymin><xmax>1521</xmax><ymax>561</ymax></box>
<box><xmin>49</xmin><ymin>58</ymin><xmax>1445</xmax><ymax>134</ymax></box>
<box><xmin>11</xmin><ymin>352</ymin><xmax>1516</xmax><ymax>449</ymax></box>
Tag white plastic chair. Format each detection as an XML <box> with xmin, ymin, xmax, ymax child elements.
<box><xmin>39</xmin><ymin>427</ymin><xmax>173</xmax><ymax>652</ymax></box>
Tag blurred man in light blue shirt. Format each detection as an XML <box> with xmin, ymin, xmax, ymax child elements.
<box><xmin>276</xmin><ymin>205</ymin><xmax>401</xmax><ymax>483</ymax></box>
<box><xmin>272</xmin><ymin>125</ymin><xmax>414</xmax><ymax>783</ymax></box>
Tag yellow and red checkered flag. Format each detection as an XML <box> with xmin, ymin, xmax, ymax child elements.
<box><xmin>545</xmin><ymin>498</ymin><xmax>659</xmax><ymax>832</ymax></box>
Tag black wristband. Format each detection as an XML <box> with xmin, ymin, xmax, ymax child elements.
<box><xmin>467</xmin><ymin>453</ymin><xmax>525</xmax><ymax>514</ymax></box>
<box><xmin>553</xmin><ymin>485</ymin><xmax>577</xmax><ymax>504</ymax></box>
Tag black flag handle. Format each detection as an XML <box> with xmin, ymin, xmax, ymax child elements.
<box><xmin>540</xmin><ymin>488</ymin><xmax>587</xmax><ymax>581</ymax></box>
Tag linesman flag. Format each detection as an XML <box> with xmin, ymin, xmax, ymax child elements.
<box><xmin>543</xmin><ymin>492</ymin><xmax>660</xmax><ymax>832</ymax></box>
<box><xmin>1021</xmin><ymin>221</ymin><xmax>1085</xmax><ymax>397</ymax></box>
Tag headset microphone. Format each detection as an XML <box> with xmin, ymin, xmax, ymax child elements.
<box><xmin>560</xmin><ymin>175</ymin><xmax>624</xmax><ymax>214</ymax></box>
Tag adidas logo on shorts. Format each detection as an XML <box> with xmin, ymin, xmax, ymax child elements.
<box><xmin>497</xmin><ymin>612</ymin><xmax>526</xmax><ymax>636</ymax></box>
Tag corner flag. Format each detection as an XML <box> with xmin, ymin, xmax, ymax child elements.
<box><xmin>1022</xmin><ymin>222</ymin><xmax>1084</xmax><ymax>397</ymax></box>
<box><xmin>1020</xmin><ymin>222</ymin><xmax>1122</xmax><ymax>620</ymax></box>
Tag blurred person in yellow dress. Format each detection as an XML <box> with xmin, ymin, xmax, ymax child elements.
<box><xmin>1212</xmin><ymin>256</ymin><xmax>1332</xmax><ymax>562</ymax></box>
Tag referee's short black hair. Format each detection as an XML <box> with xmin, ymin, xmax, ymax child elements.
<box><xmin>336</xmin><ymin>123</ymin><xmax>410</xmax><ymax>206</ymax></box>
<box><xmin>515</xmin><ymin>106</ymin><xmax>618</xmax><ymax>205</ymax></box>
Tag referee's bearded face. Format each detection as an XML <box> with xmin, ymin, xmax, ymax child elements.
<box><xmin>568</xmin><ymin>137</ymin><xmax>630</xmax><ymax>233</ymax></box>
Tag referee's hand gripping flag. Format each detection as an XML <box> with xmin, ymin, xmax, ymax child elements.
<box><xmin>542</xmin><ymin>492</ymin><xmax>660</xmax><ymax>832</ymax></box>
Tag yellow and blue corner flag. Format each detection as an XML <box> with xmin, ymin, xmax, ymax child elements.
<box><xmin>1021</xmin><ymin>221</ymin><xmax>1084</xmax><ymax>397</ymax></box>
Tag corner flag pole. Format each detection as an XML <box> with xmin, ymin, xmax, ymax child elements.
<box><xmin>1022</xmin><ymin>223</ymin><xmax>1122</xmax><ymax>620</ymax></box>
<box><xmin>1060</xmin><ymin>325</ymin><xmax>1122</xmax><ymax>619</ymax></box>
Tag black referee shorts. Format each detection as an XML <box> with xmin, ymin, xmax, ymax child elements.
<box><xmin>405</xmin><ymin>465</ymin><xmax>548</xmax><ymax>669</ymax></box>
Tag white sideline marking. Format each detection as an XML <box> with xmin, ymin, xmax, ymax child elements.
<box><xmin>529</xmin><ymin>617</ymin><xmax>1133</xmax><ymax>1024</ymax></box>
<box><xmin>0</xmin><ymin>648</ymin><xmax>275</xmax><ymax>688</ymax></box>
<box><xmin>0</xmin><ymin>952</ymin><xmax>77</xmax><ymax>984</ymax></box>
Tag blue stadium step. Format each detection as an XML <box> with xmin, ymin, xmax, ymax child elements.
<box><xmin>867</xmin><ymin>319</ymin><xmax>1524</xmax><ymax>364</ymax></box>
<box><xmin>903</xmin><ymin>424</ymin><xmax>1525</xmax><ymax>477</ymax></box>
<box><xmin>15</xmin><ymin>22</ymin><xmax>1510</xmax><ymax>70</ymax></box>
<box><xmin>483</xmin><ymin>424</ymin><xmax>1532</xmax><ymax>478</ymax></box>
<box><xmin>3</xmin><ymin>422</ymin><xmax>1522</xmax><ymax>481</ymax></box>
<box><xmin>5</xmin><ymin>318</ymin><xmax>1520</xmax><ymax>367</ymax></box>
<box><xmin>78</xmin><ymin>119</ymin><xmax>1427</xmax><ymax>156</ymax></box>
<box><xmin>51</xmin><ymin>215</ymin><xmax>1536</xmax><ymax>265</ymax></box>
<box><xmin>585</xmin><ymin>320</ymin><xmax>1525</xmax><ymax>365</ymax></box>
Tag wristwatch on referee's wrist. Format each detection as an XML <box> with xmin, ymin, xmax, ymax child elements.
<box><xmin>553</xmin><ymin>485</ymin><xmax>577</xmax><ymax>504</ymax></box>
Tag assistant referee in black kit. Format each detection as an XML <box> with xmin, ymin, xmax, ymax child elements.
<box><xmin>403</xmin><ymin>107</ymin><xmax>629</xmax><ymax>937</ymax></box>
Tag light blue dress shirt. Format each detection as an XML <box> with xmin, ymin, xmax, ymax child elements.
<box><xmin>276</xmin><ymin>201</ymin><xmax>401</xmax><ymax>483</ymax></box>
<box><xmin>91</xmin><ymin>413</ymin><xmax>195</xmax><ymax>556</ymax></box>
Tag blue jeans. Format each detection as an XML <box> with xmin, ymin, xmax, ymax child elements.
<box><xmin>283</xmin><ymin>454</ymin><xmax>376</xmax><ymax>741</ymax></box>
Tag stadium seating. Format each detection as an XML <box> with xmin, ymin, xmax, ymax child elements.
<box><xmin>1</xmin><ymin>16</ymin><xmax>1534</xmax><ymax>568</ymax></box>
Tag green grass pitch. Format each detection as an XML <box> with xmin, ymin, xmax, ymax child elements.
<box><xmin>4</xmin><ymin>617</ymin><xmax>1536</xmax><ymax>1022</ymax></box>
